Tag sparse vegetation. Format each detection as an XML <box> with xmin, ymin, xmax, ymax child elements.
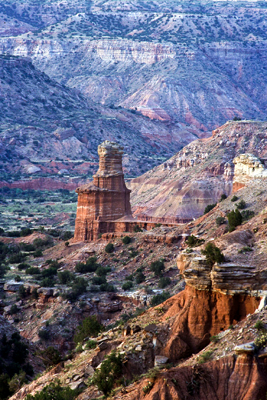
<box><xmin>105</xmin><ymin>243</ymin><xmax>114</xmax><ymax>253</ymax></box>
<box><xmin>74</xmin><ymin>316</ymin><xmax>103</xmax><ymax>344</ymax></box>
<box><xmin>219</xmin><ymin>194</ymin><xmax>227</xmax><ymax>202</ymax></box>
<box><xmin>231</xmin><ymin>195</ymin><xmax>238</xmax><ymax>202</ymax></box>
<box><xmin>204</xmin><ymin>203</ymin><xmax>217</xmax><ymax>214</ymax></box>
<box><xmin>186</xmin><ymin>235</ymin><xmax>204</xmax><ymax>247</ymax></box>
<box><xmin>90</xmin><ymin>351</ymin><xmax>123</xmax><ymax>396</ymax></box>
<box><xmin>158</xmin><ymin>277</ymin><xmax>171</xmax><ymax>288</ymax></box>
<box><xmin>25</xmin><ymin>381</ymin><xmax>79</xmax><ymax>400</ymax></box>
<box><xmin>227</xmin><ymin>209</ymin><xmax>242</xmax><ymax>232</ymax></box>
<box><xmin>150</xmin><ymin>291</ymin><xmax>170</xmax><ymax>306</ymax></box>
<box><xmin>236</xmin><ymin>199</ymin><xmax>246</xmax><ymax>209</ymax></box>
<box><xmin>122</xmin><ymin>236</ymin><xmax>131</xmax><ymax>244</ymax></box>
<box><xmin>150</xmin><ymin>260</ymin><xmax>165</xmax><ymax>276</ymax></box>
<box><xmin>197</xmin><ymin>350</ymin><xmax>213</xmax><ymax>364</ymax></box>
<box><xmin>122</xmin><ymin>281</ymin><xmax>133</xmax><ymax>291</ymax></box>
<box><xmin>201</xmin><ymin>243</ymin><xmax>224</xmax><ymax>266</ymax></box>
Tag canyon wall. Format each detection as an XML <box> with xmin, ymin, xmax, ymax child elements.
<box><xmin>130</xmin><ymin>121</ymin><xmax>267</xmax><ymax>222</ymax></box>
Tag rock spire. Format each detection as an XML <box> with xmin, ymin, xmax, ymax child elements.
<box><xmin>74</xmin><ymin>141</ymin><xmax>132</xmax><ymax>241</ymax></box>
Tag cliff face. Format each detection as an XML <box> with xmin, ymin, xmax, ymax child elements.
<box><xmin>130</xmin><ymin>121</ymin><xmax>267</xmax><ymax>222</ymax></box>
<box><xmin>0</xmin><ymin>1</ymin><xmax>266</xmax><ymax>138</ymax></box>
<box><xmin>0</xmin><ymin>55</ymin><xmax>196</xmax><ymax>184</ymax></box>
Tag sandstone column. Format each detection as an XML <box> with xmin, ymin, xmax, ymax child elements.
<box><xmin>74</xmin><ymin>141</ymin><xmax>132</xmax><ymax>241</ymax></box>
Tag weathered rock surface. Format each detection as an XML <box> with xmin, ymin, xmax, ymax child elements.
<box><xmin>233</xmin><ymin>153</ymin><xmax>267</xmax><ymax>192</ymax></box>
<box><xmin>162</xmin><ymin>286</ymin><xmax>259</xmax><ymax>362</ymax></box>
<box><xmin>130</xmin><ymin>121</ymin><xmax>267</xmax><ymax>222</ymax></box>
<box><xmin>1</xmin><ymin>1</ymin><xmax>266</xmax><ymax>137</ymax></box>
<box><xmin>74</xmin><ymin>141</ymin><xmax>133</xmax><ymax>241</ymax></box>
<box><xmin>113</xmin><ymin>354</ymin><xmax>267</xmax><ymax>400</ymax></box>
<box><xmin>0</xmin><ymin>55</ymin><xmax>188</xmax><ymax>184</ymax></box>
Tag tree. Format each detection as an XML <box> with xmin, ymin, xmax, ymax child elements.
<box><xmin>227</xmin><ymin>209</ymin><xmax>242</xmax><ymax>232</ymax></box>
<box><xmin>91</xmin><ymin>351</ymin><xmax>122</xmax><ymax>396</ymax></box>
<box><xmin>201</xmin><ymin>243</ymin><xmax>224</xmax><ymax>266</ymax></box>
<box><xmin>74</xmin><ymin>316</ymin><xmax>103</xmax><ymax>344</ymax></box>
<box><xmin>150</xmin><ymin>260</ymin><xmax>165</xmax><ymax>276</ymax></box>
<box><xmin>105</xmin><ymin>243</ymin><xmax>114</xmax><ymax>253</ymax></box>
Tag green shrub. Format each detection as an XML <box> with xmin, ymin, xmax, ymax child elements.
<box><xmin>227</xmin><ymin>209</ymin><xmax>242</xmax><ymax>232</ymax></box>
<box><xmin>39</xmin><ymin>346</ymin><xmax>61</xmax><ymax>366</ymax></box>
<box><xmin>100</xmin><ymin>283</ymin><xmax>116</xmax><ymax>292</ymax></box>
<box><xmin>96</xmin><ymin>266</ymin><xmax>111</xmax><ymax>276</ymax></box>
<box><xmin>158</xmin><ymin>277</ymin><xmax>171</xmax><ymax>288</ymax></box>
<box><xmin>122</xmin><ymin>281</ymin><xmax>133</xmax><ymax>291</ymax></box>
<box><xmin>41</xmin><ymin>277</ymin><xmax>54</xmax><ymax>287</ymax></box>
<box><xmin>57</xmin><ymin>270</ymin><xmax>74</xmax><ymax>284</ymax></box>
<box><xmin>198</xmin><ymin>350</ymin><xmax>213</xmax><ymax>364</ymax></box>
<box><xmin>64</xmin><ymin>277</ymin><xmax>87</xmax><ymax>301</ymax></box>
<box><xmin>236</xmin><ymin>200</ymin><xmax>246</xmax><ymax>209</ymax></box>
<box><xmin>150</xmin><ymin>260</ymin><xmax>165</xmax><ymax>276</ymax></box>
<box><xmin>150</xmin><ymin>291</ymin><xmax>170</xmax><ymax>306</ymax></box>
<box><xmin>33</xmin><ymin>249</ymin><xmax>43</xmax><ymax>258</ymax></box>
<box><xmin>14</xmin><ymin>275</ymin><xmax>21</xmax><ymax>282</ymax></box>
<box><xmin>125</xmin><ymin>274</ymin><xmax>134</xmax><ymax>281</ymax></box>
<box><xmin>25</xmin><ymin>381</ymin><xmax>79</xmax><ymax>400</ymax></box>
<box><xmin>61</xmin><ymin>231</ymin><xmax>73</xmax><ymax>241</ymax></box>
<box><xmin>254</xmin><ymin>320</ymin><xmax>264</xmax><ymax>330</ymax></box>
<box><xmin>90</xmin><ymin>351</ymin><xmax>122</xmax><ymax>396</ymax></box>
<box><xmin>38</xmin><ymin>329</ymin><xmax>50</xmax><ymax>341</ymax></box>
<box><xmin>133</xmin><ymin>225</ymin><xmax>142</xmax><ymax>232</ymax></box>
<box><xmin>201</xmin><ymin>243</ymin><xmax>224</xmax><ymax>266</ymax></box>
<box><xmin>75</xmin><ymin>257</ymin><xmax>99</xmax><ymax>273</ymax></box>
<box><xmin>20</xmin><ymin>243</ymin><xmax>35</xmax><ymax>252</ymax></box>
<box><xmin>85</xmin><ymin>340</ymin><xmax>97</xmax><ymax>349</ymax></box>
<box><xmin>241</xmin><ymin>210</ymin><xmax>255</xmax><ymax>221</ymax></box>
<box><xmin>210</xmin><ymin>335</ymin><xmax>219</xmax><ymax>343</ymax></box>
<box><xmin>17</xmin><ymin>263</ymin><xmax>31</xmax><ymax>270</ymax></box>
<box><xmin>0</xmin><ymin>373</ymin><xmax>11</xmax><ymax>399</ymax></box>
<box><xmin>9</xmin><ymin>304</ymin><xmax>19</xmax><ymax>315</ymax></box>
<box><xmin>216</xmin><ymin>216</ymin><xmax>226</xmax><ymax>226</ymax></box>
<box><xmin>26</xmin><ymin>267</ymin><xmax>40</xmax><ymax>275</ymax></box>
<box><xmin>186</xmin><ymin>235</ymin><xmax>204</xmax><ymax>247</ymax></box>
<box><xmin>105</xmin><ymin>243</ymin><xmax>114</xmax><ymax>253</ymax></box>
<box><xmin>231</xmin><ymin>195</ymin><xmax>238</xmax><ymax>202</ymax></box>
<box><xmin>9</xmin><ymin>252</ymin><xmax>26</xmax><ymax>264</ymax></box>
<box><xmin>135</xmin><ymin>272</ymin><xmax>145</xmax><ymax>284</ymax></box>
<box><xmin>219</xmin><ymin>194</ymin><xmax>227</xmax><ymax>202</ymax></box>
<box><xmin>122</xmin><ymin>236</ymin><xmax>131</xmax><ymax>244</ymax></box>
<box><xmin>254</xmin><ymin>332</ymin><xmax>267</xmax><ymax>349</ymax></box>
<box><xmin>74</xmin><ymin>316</ymin><xmax>103</xmax><ymax>344</ymax></box>
<box><xmin>238</xmin><ymin>246</ymin><xmax>253</xmax><ymax>254</ymax></box>
<box><xmin>91</xmin><ymin>276</ymin><xmax>106</xmax><ymax>285</ymax></box>
<box><xmin>18</xmin><ymin>285</ymin><xmax>27</xmax><ymax>299</ymax></box>
<box><xmin>204</xmin><ymin>203</ymin><xmax>217</xmax><ymax>214</ymax></box>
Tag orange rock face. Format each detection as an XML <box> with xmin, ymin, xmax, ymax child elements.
<box><xmin>163</xmin><ymin>286</ymin><xmax>260</xmax><ymax>362</ymax></box>
<box><xmin>120</xmin><ymin>355</ymin><xmax>267</xmax><ymax>400</ymax></box>
<box><xmin>74</xmin><ymin>141</ymin><xmax>132</xmax><ymax>241</ymax></box>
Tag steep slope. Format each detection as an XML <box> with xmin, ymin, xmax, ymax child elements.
<box><xmin>0</xmin><ymin>1</ymin><xmax>266</xmax><ymax>137</ymax></box>
<box><xmin>7</xmin><ymin>178</ymin><xmax>267</xmax><ymax>400</ymax></box>
<box><xmin>0</xmin><ymin>55</ymin><xmax>197</xmax><ymax>185</ymax></box>
<box><xmin>130</xmin><ymin>121</ymin><xmax>267</xmax><ymax>222</ymax></box>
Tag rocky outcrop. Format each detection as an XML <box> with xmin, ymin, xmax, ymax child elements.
<box><xmin>177</xmin><ymin>251</ymin><xmax>259</xmax><ymax>295</ymax></box>
<box><xmin>116</xmin><ymin>354</ymin><xmax>267</xmax><ymax>400</ymax></box>
<box><xmin>130</xmin><ymin>121</ymin><xmax>267</xmax><ymax>221</ymax></box>
<box><xmin>162</xmin><ymin>286</ymin><xmax>259</xmax><ymax>362</ymax></box>
<box><xmin>74</xmin><ymin>141</ymin><xmax>133</xmax><ymax>241</ymax></box>
<box><xmin>233</xmin><ymin>153</ymin><xmax>267</xmax><ymax>192</ymax></box>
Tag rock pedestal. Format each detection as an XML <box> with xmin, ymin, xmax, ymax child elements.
<box><xmin>74</xmin><ymin>141</ymin><xmax>132</xmax><ymax>241</ymax></box>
